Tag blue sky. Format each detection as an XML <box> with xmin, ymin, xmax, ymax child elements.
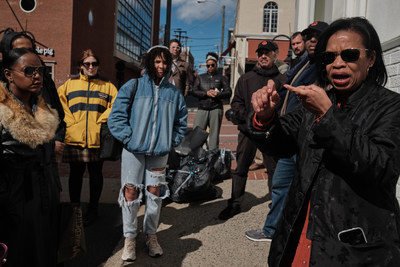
<box><xmin>160</xmin><ymin>0</ymin><xmax>237</xmax><ymax>72</ymax></box>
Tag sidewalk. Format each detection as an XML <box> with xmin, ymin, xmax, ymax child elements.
<box><xmin>62</xmin><ymin>179</ymin><xmax>272</xmax><ymax>267</ymax></box>
<box><xmin>59</xmin><ymin>105</ymin><xmax>273</xmax><ymax>266</ymax></box>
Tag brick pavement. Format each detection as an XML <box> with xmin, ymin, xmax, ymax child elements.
<box><xmin>58</xmin><ymin>106</ymin><xmax>269</xmax><ymax>180</ymax></box>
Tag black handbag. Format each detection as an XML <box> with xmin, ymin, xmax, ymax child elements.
<box><xmin>100</xmin><ymin>79</ymin><xmax>138</xmax><ymax>161</ymax></box>
<box><xmin>99</xmin><ymin>123</ymin><xmax>122</xmax><ymax>161</ymax></box>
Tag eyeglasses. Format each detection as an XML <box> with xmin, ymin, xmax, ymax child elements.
<box><xmin>305</xmin><ymin>32</ymin><xmax>320</xmax><ymax>41</ymax></box>
<box><xmin>11</xmin><ymin>66</ymin><xmax>46</xmax><ymax>77</ymax></box>
<box><xmin>321</xmin><ymin>48</ymin><xmax>369</xmax><ymax>65</ymax></box>
<box><xmin>171</xmin><ymin>46</ymin><xmax>181</xmax><ymax>51</ymax></box>
<box><xmin>82</xmin><ymin>62</ymin><xmax>99</xmax><ymax>68</ymax></box>
<box><xmin>206</xmin><ymin>64</ymin><xmax>216</xmax><ymax>68</ymax></box>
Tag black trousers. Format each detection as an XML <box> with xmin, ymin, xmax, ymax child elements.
<box><xmin>229</xmin><ymin>132</ymin><xmax>276</xmax><ymax>208</ymax></box>
<box><xmin>68</xmin><ymin>161</ymin><xmax>104</xmax><ymax>209</ymax></box>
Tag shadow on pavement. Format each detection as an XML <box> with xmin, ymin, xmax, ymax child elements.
<box><xmin>62</xmin><ymin>188</ymin><xmax>270</xmax><ymax>267</ymax></box>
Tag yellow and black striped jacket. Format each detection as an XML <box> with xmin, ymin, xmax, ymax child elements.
<box><xmin>58</xmin><ymin>73</ymin><xmax>118</xmax><ymax>148</ymax></box>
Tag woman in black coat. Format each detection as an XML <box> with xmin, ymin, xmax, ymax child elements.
<box><xmin>0</xmin><ymin>48</ymin><xmax>60</xmax><ymax>266</ymax></box>
<box><xmin>0</xmin><ymin>29</ymin><xmax>66</xmax><ymax>160</ymax></box>
<box><xmin>251</xmin><ymin>17</ymin><xmax>400</xmax><ymax>266</ymax></box>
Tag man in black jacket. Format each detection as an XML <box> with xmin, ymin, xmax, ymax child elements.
<box><xmin>218</xmin><ymin>41</ymin><xmax>287</xmax><ymax>220</ymax></box>
<box><xmin>191</xmin><ymin>52</ymin><xmax>231</xmax><ymax>150</ymax></box>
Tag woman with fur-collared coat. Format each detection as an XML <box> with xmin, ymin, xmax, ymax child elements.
<box><xmin>0</xmin><ymin>48</ymin><xmax>60</xmax><ymax>266</ymax></box>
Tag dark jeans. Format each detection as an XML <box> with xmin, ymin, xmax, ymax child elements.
<box><xmin>69</xmin><ymin>161</ymin><xmax>104</xmax><ymax>209</ymax></box>
<box><xmin>263</xmin><ymin>155</ymin><xmax>296</xmax><ymax>237</ymax></box>
<box><xmin>229</xmin><ymin>132</ymin><xmax>275</xmax><ymax>208</ymax></box>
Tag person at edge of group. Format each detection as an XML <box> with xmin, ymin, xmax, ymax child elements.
<box><xmin>108</xmin><ymin>45</ymin><xmax>187</xmax><ymax>262</ymax></box>
<box><xmin>0</xmin><ymin>48</ymin><xmax>60</xmax><ymax>267</ymax></box>
<box><xmin>57</xmin><ymin>49</ymin><xmax>118</xmax><ymax>226</ymax></box>
<box><xmin>0</xmin><ymin>28</ymin><xmax>66</xmax><ymax>161</ymax></box>
<box><xmin>287</xmin><ymin>31</ymin><xmax>307</xmax><ymax>70</ymax></box>
<box><xmin>245</xmin><ymin>21</ymin><xmax>329</xmax><ymax>242</ymax></box>
<box><xmin>191</xmin><ymin>52</ymin><xmax>232</xmax><ymax>151</ymax></box>
<box><xmin>218</xmin><ymin>40</ymin><xmax>287</xmax><ymax>220</ymax></box>
<box><xmin>272</xmin><ymin>43</ymin><xmax>289</xmax><ymax>74</ymax></box>
<box><xmin>168</xmin><ymin>38</ymin><xmax>194</xmax><ymax>98</ymax></box>
<box><xmin>250</xmin><ymin>17</ymin><xmax>400</xmax><ymax>266</ymax></box>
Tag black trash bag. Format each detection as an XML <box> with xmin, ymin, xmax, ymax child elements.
<box><xmin>211</xmin><ymin>148</ymin><xmax>235</xmax><ymax>182</ymax></box>
<box><xmin>174</xmin><ymin>126</ymin><xmax>209</xmax><ymax>156</ymax></box>
<box><xmin>168</xmin><ymin>148</ymin><xmax>218</xmax><ymax>203</ymax></box>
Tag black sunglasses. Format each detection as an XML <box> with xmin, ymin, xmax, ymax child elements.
<box><xmin>12</xmin><ymin>66</ymin><xmax>46</xmax><ymax>77</ymax></box>
<box><xmin>321</xmin><ymin>48</ymin><xmax>369</xmax><ymax>65</ymax></box>
<box><xmin>206</xmin><ymin>64</ymin><xmax>216</xmax><ymax>68</ymax></box>
<box><xmin>82</xmin><ymin>62</ymin><xmax>99</xmax><ymax>68</ymax></box>
<box><xmin>305</xmin><ymin>31</ymin><xmax>320</xmax><ymax>41</ymax></box>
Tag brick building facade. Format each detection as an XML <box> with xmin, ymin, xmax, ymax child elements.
<box><xmin>0</xmin><ymin>0</ymin><xmax>160</xmax><ymax>88</ymax></box>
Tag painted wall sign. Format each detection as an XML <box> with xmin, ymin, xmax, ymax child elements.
<box><xmin>36</xmin><ymin>47</ymin><xmax>54</xmax><ymax>56</ymax></box>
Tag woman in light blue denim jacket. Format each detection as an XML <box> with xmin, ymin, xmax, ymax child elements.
<box><xmin>108</xmin><ymin>45</ymin><xmax>187</xmax><ymax>262</ymax></box>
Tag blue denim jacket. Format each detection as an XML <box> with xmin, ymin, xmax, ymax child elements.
<box><xmin>108</xmin><ymin>74</ymin><xmax>187</xmax><ymax>156</ymax></box>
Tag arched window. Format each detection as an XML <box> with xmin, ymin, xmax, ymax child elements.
<box><xmin>263</xmin><ymin>2</ymin><xmax>278</xmax><ymax>33</ymax></box>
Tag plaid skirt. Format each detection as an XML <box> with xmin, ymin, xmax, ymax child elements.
<box><xmin>62</xmin><ymin>145</ymin><xmax>101</xmax><ymax>163</ymax></box>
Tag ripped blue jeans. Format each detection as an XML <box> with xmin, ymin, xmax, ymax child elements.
<box><xmin>119</xmin><ymin>149</ymin><xmax>170</xmax><ymax>238</ymax></box>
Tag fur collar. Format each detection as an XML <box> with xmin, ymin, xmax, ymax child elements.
<box><xmin>0</xmin><ymin>83</ymin><xmax>59</xmax><ymax>148</ymax></box>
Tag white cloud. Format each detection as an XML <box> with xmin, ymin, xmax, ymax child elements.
<box><xmin>161</xmin><ymin>0</ymin><xmax>236</xmax><ymax>24</ymax></box>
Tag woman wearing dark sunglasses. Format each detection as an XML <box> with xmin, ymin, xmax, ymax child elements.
<box><xmin>0</xmin><ymin>48</ymin><xmax>60</xmax><ymax>266</ymax></box>
<box><xmin>58</xmin><ymin>49</ymin><xmax>118</xmax><ymax>226</ymax></box>
<box><xmin>191</xmin><ymin>52</ymin><xmax>232</xmax><ymax>150</ymax></box>
<box><xmin>0</xmin><ymin>29</ymin><xmax>66</xmax><ymax>162</ymax></box>
<box><xmin>251</xmin><ymin>17</ymin><xmax>400</xmax><ymax>266</ymax></box>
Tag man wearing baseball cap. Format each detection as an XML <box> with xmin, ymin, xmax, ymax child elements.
<box><xmin>245</xmin><ymin>21</ymin><xmax>329</xmax><ymax>242</ymax></box>
<box><xmin>219</xmin><ymin>40</ymin><xmax>287</xmax><ymax>220</ymax></box>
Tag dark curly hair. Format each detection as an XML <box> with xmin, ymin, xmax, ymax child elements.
<box><xmin>315</xmin><ymin>17</ymin><xmax>387</xmax><ymax>87</ymax></box>
<box><xmin>0</xmin><ymin>28</ymin><xmax>36</xmax><ymax>55</ymax></box>
<box><xmin>143</xmin><ymin>46</ymin><xmax>172</xmax><ymax>82</ymax></box>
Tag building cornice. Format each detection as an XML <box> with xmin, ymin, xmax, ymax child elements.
<box><xmin>382</xmin><ymin>35</ymin><xmax>400</xmax><ymax>52</ymax></box>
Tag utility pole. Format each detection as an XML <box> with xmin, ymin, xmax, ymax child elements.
<box><xmin>164</xmin><ymin>0</ymin><xmax>172</xmax><ymax>46</ymax></box>
<box><xmin>180</xmin><ymin>36</ymin><xmax>189</xmax><ymax>63</ymax></box>
<box><xmin>173</xmin><ymin>28</ymin><xmax>187</xmax><ymax>43</ymax></box>
<box><xmin>220</xmin><ymin>5</ymin><xmax>225</xmax><ymax>66</ymax></box>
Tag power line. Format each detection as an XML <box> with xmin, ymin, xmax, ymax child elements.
<box><xmin>188</xmin><ymin>37</ymin><xmax>219</xmax><ymax>40</ymax></box>
<box><xmin>190</xmin><ymin>44</ymin><xmax>219</xmax><ymax>47</ymax></box>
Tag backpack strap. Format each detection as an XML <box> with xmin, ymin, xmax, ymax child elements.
<box><xmin>128</xmin><ymin>78</ymin><xmax>138</xmax><ymax>111</ymax></box>
<box><xmin>280</xmin><ymin>60</ymin><xmax>310</xmax><ymax>116</ymax></box>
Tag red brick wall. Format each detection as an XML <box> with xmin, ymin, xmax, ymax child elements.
<box><xmin>0</xmin><ymin>0</ymin><xmax>144</xmax><ymax>88</ymax></box>
<box><xmin>0</xmin><ymin>0</ymin><xmax>74</xmax><ymax>87</ymax></box>
<box><xmin>70</xmin><ymin>0</ymin><xmax>118</xmax><ymax>84</ymax></box>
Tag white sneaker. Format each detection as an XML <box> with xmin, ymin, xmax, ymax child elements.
<box><xmin>146</xmin><ymin>234</ymin><xmax>163</xmax><ymax>257</ymax></box>
<box><xmin>121</xmin><ymin>237</ymin><xmax>136</xmax><ymax>262</ymax></box>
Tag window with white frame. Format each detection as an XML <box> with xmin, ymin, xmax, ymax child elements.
<box><xmin>263</xmin><ymin>2</ymin><xmax>278</xmax><ymax>33</ymax></box>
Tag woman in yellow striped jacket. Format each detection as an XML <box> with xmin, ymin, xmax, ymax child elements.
<box><xmin>58</xmin><ymin>49</ymin><xmax>118</xmax><ymax>225</ymax></box>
